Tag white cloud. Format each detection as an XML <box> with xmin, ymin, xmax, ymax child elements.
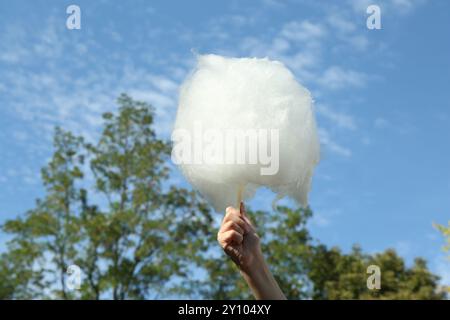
<box><xmin>322</xmin><ymin>6</ymin><xmax>371</xmax><ymax>52</ymax></box>
<box><xmin>129</xmin><ymin>88</ymin><xmax>174</xmax><ymax>109</ymax></box>
<box><xmin>347</xmin><ymin>0</ymin><xmax>374</xmax><ymax>13</ymax></box>
<box><xmin>280</xmin><ymin>20</ymin><xmax>326</xmax><ymax>43</ymax></box>
<box><xmin>217</xmin><ymin>8</ymin><xmax>372</xmax><ymax>90</ymax></box>
<box><xmin>312</xmin><ymin>213</ymin><xmax>331</xmax><ymax>227</ymax></box>
<box><xmin>0</xmin><ymin>17</ymin><xmax>180</xmax><ymax>146</ymax></box>
<box><xmin>238</xmin><ymin>20</ymin><xmax>326</xmax><ymax>80</ymax></box>
<box><xmin>32</xmin><ymin>17</ymin><xmax>64</xmax><ymax>59</ymax></box>
<box><xmin>311</xmin><ymin>208</ymin><xmax>342</xmax><ymax>228</ymax></box>
<box><xmin>213</xmin><ymin>14</ymin><xmax>257</xmax><ymax>29</ymax></box>
<box><xmin>148</xmin><ymin>75</ymin><xmax>179</xmax><ymax>94</ymax></box>
<box><xmin>316</xmin><ymin>104</ymin><xmax>357</xmax><ymax>130</ymax></box>
<box><xmin>1</xmin><ymin>0</ymin><xmax>418</xmax><ymax>197</ymax></box>
<box><xmin>262</xmin><ymin>0</ymin><xmax>285</xmax><ymax>8</ymax></box>
<box><xmin>318</xmin><ymin>128</ymin><xmax>352</xmax><ymax>157</ymax></box>
<box><xmin>347</xmin><ymin>0</ymin><xmax>425</xmax><ymax>15</ymax></box>
<box><xmin>327</xmin><ymin>12</ymin><xmax>356</xmax><ymax>33</ymax></box>
<box><xmin>318</xmin><ymin>66</ymin><xmax>367</xmax><ymax>90</ymax></box>
<box><xmin>391</xmin><ymin>0</ymin><xmax>423</xmax><ymax>14</ymax></box>
<box><xmin>4</xmin><ymin>166</ymin><xmax>39</xmax><ymax>186</ymax></box>
<box><xmin>0</xmin><ymin>24</ymin><xmax>29</xmax><ymax>63</ymax></box>
<box><xmin>281</xmin><ymin>51</ymin><xmax>318</xmax><ymax>76</ymax></box>
<box><xmin>347</xmin><ymin>35</ymin><xmax>370</xmax><ymax>51</ymax></box>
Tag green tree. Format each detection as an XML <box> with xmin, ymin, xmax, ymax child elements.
<box><xmin>0</xmin><ymin>239</ymin><xmax>47</xmax><ymax>299</ymax></box>
<box><xmin>435</xmin><ymin>221</ymin><xmax>450</xmax><ymax>255</ymax></box>
<box><xmin>434</xmin><ymin>221</ymin><xmax>450</xmax><ymax>294</ymax></box>
<box><xmin>0</xmin><ymin>94</ymin><xmax>212</xmax><ymax>299</ymax></box>
<box><xmin>0</xmin><ymin>94</ymin><xmax>445</xmax><ymax>300</ymax></box>
<box><xmin>308</xmin><ymin>245</ymin><xmax>446</xmax><ymax>299</ymax></box>
<box><xmin>198</xmin><ymin>206</ymin><xmax>445</xmax><ymax>300</ymax></box>
<box><xmin>1</xmin><ymin>128</ymin><xmax>84</xmax><ymax>299</ymax></box>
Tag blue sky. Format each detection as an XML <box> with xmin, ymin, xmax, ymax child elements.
<box><xmin>0</xmin><ymin>0</ymin><xmax>449</xmax><ymax>285</ymax></box>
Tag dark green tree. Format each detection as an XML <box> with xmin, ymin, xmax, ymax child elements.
<box><xmin>308</xmin><ymin>245</ymin><xmax>446</xmax><ymax>299</ymax></box>
<box><xmin>1</xmin><ymin>128</ymin><xmax>84</xmax><ymax>299</ymax></box>
<box><xmin>0</xmin><ymin>94</ymin><xmax>212</xmax><ymax>299</ymax></box>
<box><xmin>0</xmin><ymin>94</ymin><xmax>445</xmax><ymax>300</ymax></box>
<box><xmin>197</xmin><ymin>206</ymin><xmax>445</xmax><ymax>300</ymax></box>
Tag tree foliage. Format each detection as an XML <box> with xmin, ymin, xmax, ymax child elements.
<box><xmin>0</xmin><ymin>94</ymin><xmax>212</xmax><ymax>299</ymax></box>
<box><xmin>308</xmin><ymin>245</ymin><xmax>446</xmax><ymax>299</ymax></box>
<box><xmin>0</xmin><ymin>94</ymin><xmax>445</xmax><ymax>300</ymax></box>
<box><xmin>197</xmin><ymin>206</ymin><xmax>446</xmax><ymax>300</ymax></box>
<box><xmin>434</xmin><ymin>221</ymin><xmax>450</xmax><ymax>294</ymax></box>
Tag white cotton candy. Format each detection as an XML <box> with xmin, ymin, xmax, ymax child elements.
<box><xmin>171</xmin><ymin>54</ymin><xmax>320</xmax><ymax>212</ymax></box>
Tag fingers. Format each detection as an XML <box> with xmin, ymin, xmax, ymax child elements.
<box><xmin>240</xmin><ymin>201</ymin><xmax>246</xmax><ymax>216</ymax></box>
<box><xmin>223</xmin><ymin>244</ymin><xmax>243</xmax><ymax>266</ymax></box>
<box><xmin>225</xmin><ymin>206</ymin><xmax>240</xmax><ymax>217</ymax></box>
<box><xmin>222</xmin><ymin>220</ymin><xmax>244</xmax><ymax>235</ymax></box>
<box><xmin>223</xmin><ymin>206</ymin><xmax>248</xmax><ymax>232</ymax></box>
<box><xmin>218</xmin><ymin>211</ymin><xmax>245</xmax><ymax>245</ymax></box>
<box><xmin>239</xmin><ymin>202</ymin><xmax>252</xmax><ymax>226</ymax></box>
<box><xmin>242</xmin><ymin>214</ymin><xmax>254</xmax><ymax>229</ymax></box>
<box><xmin>238</xmin><ymin>202</ymin><xmax>256</xmax><ymax>232</ymax></box>
<box><xmin>223</xmin><ymin>244</ymin><xmax>239</xmax><ymax>256</ymax></box>
<box><xmin>218</xmin><ymin>207</ymin><xmax>246</xmax><ymax>249</ymax></box>
<box><xmin>223</xmin><ymin>204</ymin><xmax>256</xmax><ymax>234</ymax></box>
<box><xmin>218</xmin><ymin>229</ymin><xmax>243</xmax><ymax>246</ymax></box>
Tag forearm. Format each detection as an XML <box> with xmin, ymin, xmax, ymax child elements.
<box><xmin>240</xmin><ymin>252</ymin><xmax>286</xmax><ymax>300</ymax></box>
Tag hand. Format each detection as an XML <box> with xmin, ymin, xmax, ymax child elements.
<box><xmin>217</xmin><ymin>202</ymin><xmax>286</xmax><ymax>300</ymax></box>
<box><xmin>217</xmin><ymin>202</ymin><xmax>262</xmax><ymax>273</ymax></box>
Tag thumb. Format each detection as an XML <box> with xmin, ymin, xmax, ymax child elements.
<box><xmin>240</xmin><ymin>201</ymin><xmax>254</xmax><ymax>229</ymax></box>
<box><xmin>239</xmin><ymin>201</ymin><xmax>246</xmax><ymax>217</ymax></box>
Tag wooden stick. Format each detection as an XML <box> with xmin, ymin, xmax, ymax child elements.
<box><xmin>237</xmin><ymin>184</ymin><xmax>243</xmax><ymax>213</ymax></box>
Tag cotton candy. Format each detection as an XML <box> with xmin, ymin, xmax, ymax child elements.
<box><xmin>171</xmin><ymin>54</ymin><xmax>320</xmax><ymax>212</ymax></box>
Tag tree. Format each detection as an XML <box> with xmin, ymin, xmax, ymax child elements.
<box><xmin>198</xmin><ymin>206</ymin><xmax>445</xmax><ymax>300</ymax></box>
<box><xmin>1</xmin><ymin>128</ymin><xmax>84</xmax><ymax>299</ymax></box>
<box><xmin>0</xmin><ymin>240</ymin><xmax>47</xmax><ymax>299</ymax></box>
<box><xmin>435</xmin><ymin>221</ymin><xmax>450</xmax><ymax>294</ymax></box>
<box><xmin>308</xmin><ymin>245</ymin><xmax>446</xmax><ymax>299</ymax></box>
<box><xmin>0</xmin><ymin>93</ymin><xmax>445</xmax><ymax>300</ymax></box>
<box><xmin>435</xmin><ymin>221</ymin><xmax>450</xmax><ymax>256</ymax></box>
<box><xmin>0</xmin><ymin>94</ymin><xmax>213</xmax><ymax>299</ymax></box>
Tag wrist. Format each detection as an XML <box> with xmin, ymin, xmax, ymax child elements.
<box><xmin>239</xmin><ymin>250</ymin><xmax>286</xmax><ymax>300</ymax></box>
<box><xmin>239</xmin><ymin>246</ymin><xmax>264</xmax><ymax>273</ymax></box>
<box><xmin>239</xmin><ymin>250</ymin><xmax>270</xmax><ymax>282</ymax></box>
